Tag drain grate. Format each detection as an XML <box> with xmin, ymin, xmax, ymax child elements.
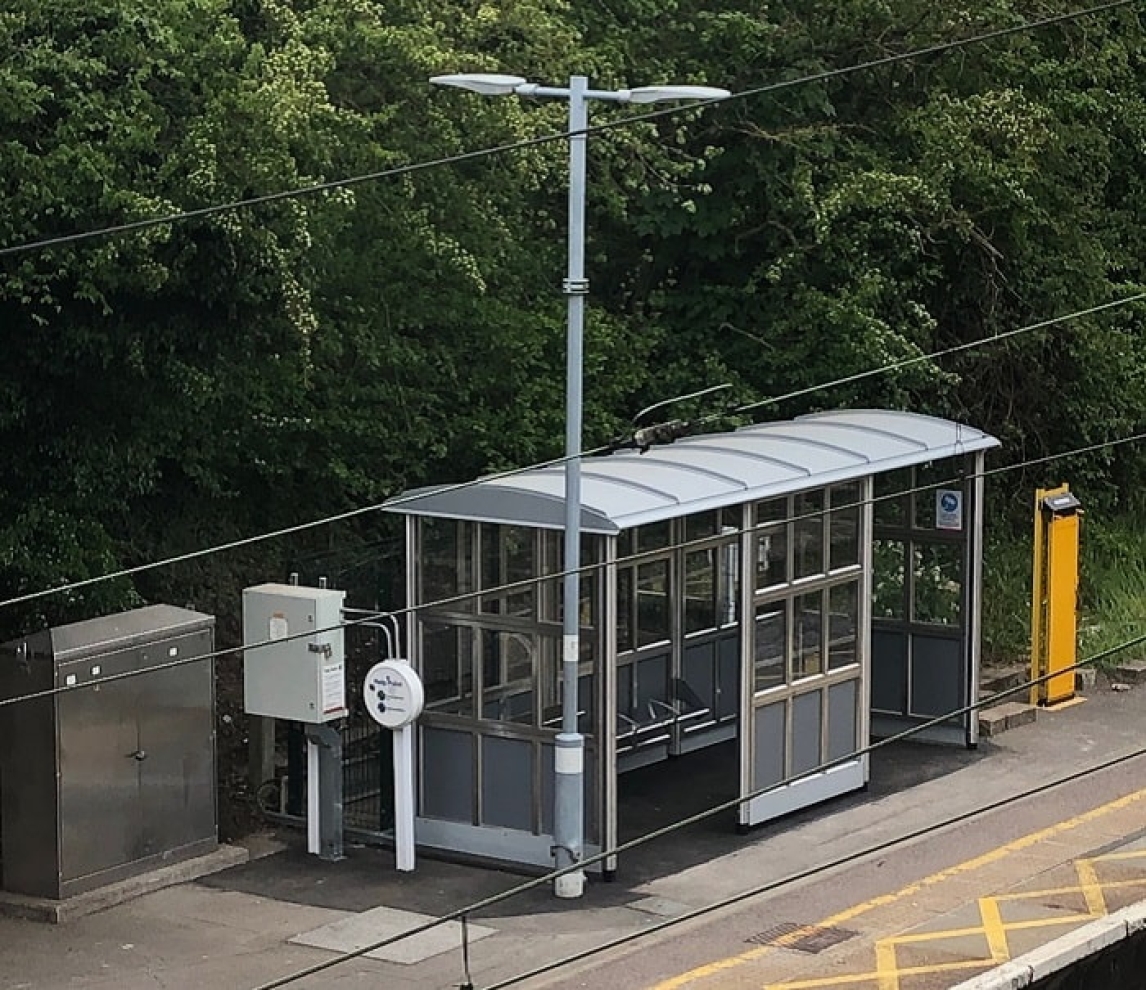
<box><xmin>746</xmin><ymin>922</ymin><xmax>859</xmax><ymax>954</ymax></box>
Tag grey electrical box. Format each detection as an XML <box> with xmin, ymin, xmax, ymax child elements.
<box><xmin>243</xmin><ymin>584</ymin><xmax>347</xmax><ymax>723</ymax></box>
<box><xmin>0</xmin><ymin>605</ymin><xmax>217</xmax><ymax>900</ymax></box>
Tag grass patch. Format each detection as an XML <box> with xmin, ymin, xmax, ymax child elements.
<box><xmin>981</xmin><ymin>514</ymin><xmax>1146</xmax><ymax>670</ymax></box>
<box><xmin>1078</xmin><ymin>519</ymin><xmax>1146</xmax><ymax>668</ymax></box>
<box><xmin>981</xmin><ymin>530</ymin><xmax>1034</xmax><ymax>666</ymax></box>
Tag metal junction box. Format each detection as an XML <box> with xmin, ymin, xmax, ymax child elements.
<box><xmin>242</xmin><ymin>584</ymin><xmax>347</xmax><ymax>723</ymax></box>
<box><xmin>0</xmin><ymin>605</ymin><xmax>217</xmax><ymax>900</ymax></box>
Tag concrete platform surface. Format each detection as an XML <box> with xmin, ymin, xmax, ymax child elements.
<box><xmin>0</xmin><ymin>844</ymin><xmax>249</xmax><ymax>924</ymax></box>
<box><xmin>0</xmin><ymin>680</ymin><xmax>1143</xmax><ymax>990</ymax></box>
<box><xmin>289</xmin><ymin>905</ymin><xmax>495</xmax><ymax>965</ymax></box>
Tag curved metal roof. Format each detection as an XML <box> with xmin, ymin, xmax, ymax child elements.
<box><xmin>382</xmin><ymin>409</ymin><xmax>1000</xmax><ymax>534</ymax></box>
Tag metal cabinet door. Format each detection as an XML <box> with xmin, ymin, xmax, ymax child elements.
<box><xmin>137</xmin><ymin>632</ymin><xmax>216</xmax><ymax>856</ymax></box>
<box><xmin>58</xmin><ymin>663</ymin><xmax>140</xmax><ymax>883</ymax></box>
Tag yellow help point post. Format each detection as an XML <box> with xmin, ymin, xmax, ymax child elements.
<box><xmin>1030</xmin><ymin>485</ymin><xmax>1083</xmax><ymax>706</ymax></box>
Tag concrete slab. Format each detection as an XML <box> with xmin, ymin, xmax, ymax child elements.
<box><xmin>1075</xmin><ymin>667</ymin><xmax>1098</xmax><ymax>691</ymax></box>
<box><xmin>1043</xmin><ymin>696</ymin><xmax>1087</xmax><ymax>712</ymax></box>
<box><xmin>0</xmin><ymin>844</ymin><xmax>249</xmax><ymax>924</ymax></box>
<box><xmin>993</xmin><ymin>702</ymin><xmax>1037</xmax><ymax>729</ymax></box>
<box><xmin>979</xmin><ymin>709</ymin><xmax>1010</xmax><ymax>737</ymax></box>
<box><xmin>1112</xmin><ymin>659</ymin><xmax>1146</xmax><ymax>684</ymax></box>
<box><xmin>289</xmin><ymin>904</ymin><xmax>496</xmax><ymax>964</ymax></box>
<box><xmin>624</xmin><ymin>896</ymin><xmax>693</xmax><ymax>919</ymax></box>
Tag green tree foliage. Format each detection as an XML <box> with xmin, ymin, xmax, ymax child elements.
<box><xmin>0</xmin><ymin>0</ymin><xmax>1143</xmax><ymax>633</ymax></box>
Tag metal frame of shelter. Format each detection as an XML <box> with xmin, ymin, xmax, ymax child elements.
<box><xmin>382</xmin><ymin>410</ymin><xmax>999</xmax><ymax>874</ymax></box>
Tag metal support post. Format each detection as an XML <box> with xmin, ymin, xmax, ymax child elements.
<box><xmin>248</xmin><ymin>715</ymin><xmax>276</xmax><ymax>793</ymax></box>
<box><xmin>305</xmin><ymin>723</ymin><xmax>344</xmax><ymax>861</ymax></box>
<box><xmin>393</xmin><ymin>721</ymin><xmax>416</xmax><ymax>871</ymax></box>
<box><xmin>554</xmin><ymin>73</ymin><xmax>588</xmax><ymax>900</ymax></box>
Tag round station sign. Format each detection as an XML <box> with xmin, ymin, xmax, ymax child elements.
<box><xmin>363</xmin><ymin>659</ymin><xmax>425</xmax><ymax>729</ymax></box>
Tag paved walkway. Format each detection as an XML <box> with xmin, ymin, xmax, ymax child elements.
<box><xmin>648</xmin><ymin>790</ymin><xmax>1146</xmax><ymax>990</ymax></box>
<box><xmin>0</xmin><ymin>681</ymin><xmax>1144</xmax><ymax>990</ymax></box>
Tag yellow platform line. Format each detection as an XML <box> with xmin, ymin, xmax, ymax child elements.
<box><xmin>762</xmin><ymin>959</ymin><xmax>987</xmax><ymax>990</ymax></box>
<box><xmin>978</xmin><ymin>897</ymin><xmax>1010</xmax><ymax>963</ymax></box>
<box><xmin>650</xmin><ymin>786</ymin><xmax>1146</xmax><ymax>989</ymax></box>
<box><xmin>996</xmin><ymin>876</ymin><xmax>1146</xmax><ymax>902</ymax></box>
<box><xmin>751</xmin><ymin>865</ymin><xmax>1129</xmax><ymax>990</ymax></box>
<box><xmin>888</xmin><ymin>911</ymin><xmax>1093</xmax><ymax>949</ymax></box>
<box><xmin>874</xmin><ymin>940</ymin><xmax>899</xmax><ymax>990</ymax></box>
<box><xmin>1076</xmin><ymin>858</ymin><xmax>1108</xmax><ymax>916</ymax></box>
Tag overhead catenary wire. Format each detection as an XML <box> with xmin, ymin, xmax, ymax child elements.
<box><xmin>0</xmin><ymin>0</ymin><xmax>1134</xmax><ymax>261</ymax></box>
<box><xmin>0</xmin><ymin>425</ymin><xmax>1140</xmax><ymax>713</ymax></box>
<box><xmin>244</xmin><ymin>627</ymin><xmax>1146</xmax><ymax>990</ymax></box>
<box><xmin>0</xmin><ymin>290</ymin><xmax>1140</xmax><ymax>616</ymax></box>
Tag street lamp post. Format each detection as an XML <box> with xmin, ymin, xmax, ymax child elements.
<box><xmin>430</xmin><ymin>72</ymin><xmax>730</xmax><ymax>898</ymax></box>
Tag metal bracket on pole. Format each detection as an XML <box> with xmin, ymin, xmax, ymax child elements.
<box><xmin>562</xmin><ymin>277</ymin><xmax>589</xmax><ymax>295</ymax></box>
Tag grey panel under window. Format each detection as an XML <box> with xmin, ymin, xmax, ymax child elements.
<box><xmin>481</xmin><ymin>736</ymin><xmax>532</xmax><ymax>831</ymax></box>
<box><xmin>871</xmin><ymin>629</ymin><xmax>908</xmax><ymax>714</ymax></box>
<box><xmin>827</xmin><ymin>680</ymin><xmax>858</xmax><ymax>762</ymax></box>
<box><xmin>683</xmin><ymin>641</ymin><xmax>717</xmax><ymax>713</ymax></box>
<box><xmin>617</xmin><ymin>662</ymin><xmax>634</xmax><ymax>721</ymax></box>
<box><xmin>421</xmin><ymin>728</ymin><xmax>474</xmax><ymax>823</ymax></box>
<box><xmin>791</xmin><ymin>691</ymin><xmax>823</xmax><ymax>777</ymax></box>
<box><xmin>541</xmin><ymin>742</ymin><xmax>554</xmax><ymax>834</ymax></box>
<box><xmin>584</xmin><ymin>747</ymin><xmax>598</xmax><ymax>842</ymax></box>
<box><xmin>909</xmin><ymin>635</ymin><xmax>963</xmax><ymax>719</ymax></box>
<box><xmin>576</xmin><ymin>673</ymin><xmax>595</xmax><ymax>735</ymax></box>
<box><xmin>634</xmin><ymin>653</ymin><xmax>670</xmax><ymax>723</ymax></box>
<box><xmin>716</xmin><ymin>635</ymin><xmax>740</xmax><ymax>719</ymax></box>
<box><xmin>753</xmin><ymin>701</ymin><xmax>786</xmax><ymax>790</ymax></box>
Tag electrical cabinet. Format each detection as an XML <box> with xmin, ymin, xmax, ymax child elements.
<box><xmin>242</xmin><ymin>584</ymin><xmax>346</xmax><ymax>723</ymax></box>
<box><xmin>0</xmin><ymin>605</ymin><xmax>217</xmax><ymax>899</ymax></box>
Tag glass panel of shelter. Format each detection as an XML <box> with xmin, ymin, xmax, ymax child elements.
<box><xmin>413</xmin><ymin>516</ymin><xmax>606</xmax><ymax>842</ymax></box>
<box><xmin>748</xmin><ymin>483</ymin><xmax>866</xmax><ymax>788</ymax></box>
<box><xmin>614</xmin><ymin>508</ymin><xmax>740</xmax><ymax>760</ymax></box>
<box><xmin>870</xmin><ymin>459</ymin><xmax>969</xmax><ymax>725</ymax></box>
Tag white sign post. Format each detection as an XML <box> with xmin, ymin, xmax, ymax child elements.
<box><xmin>363</xmin><ymin>659</ymin><xmax>424</xmax><ymax>872</ymax></box>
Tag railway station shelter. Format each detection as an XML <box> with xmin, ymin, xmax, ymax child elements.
<box><xmin>382</xmin><ymin>410</ymin><xmax>999</xmax><ymax>873</ymax></box>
